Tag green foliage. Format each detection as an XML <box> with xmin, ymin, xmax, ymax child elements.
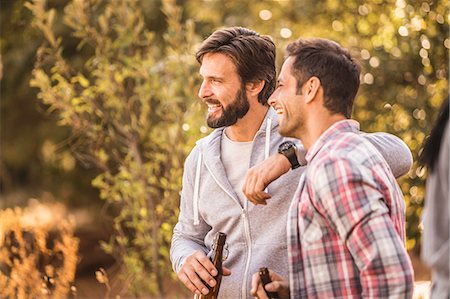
<box><xmin>1</xmin><ymin>0</ymin><xmax>97</xmax><ymax>207</ymax></box>
<box><xmin>185</xmin><ymin>0</ymin><xmax>448</xmax><ymax>252</ymax></box>
<box><xmin>5</xmin><ymin>0</ymin><xmax>446</xmax><ymax>296</ymax></box>
<box><xmin>27</xmin><ymin>0</ymin><xmax>202</xmax><ymax>295</ymax></box>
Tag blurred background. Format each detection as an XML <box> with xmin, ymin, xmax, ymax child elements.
<box><xmin>1</xmin><ymin>0</ymin><xmax>448</xmax><ymax>298</ymax></box>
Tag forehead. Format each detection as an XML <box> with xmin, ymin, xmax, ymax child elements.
<box><xmin>279</xmin><ymin>56</ymin><xmax>295</xmax><ymax>79</ymax></box>
<box><xmin>199</xmin><ymin>52</ymin><xmax>239</xmax><ymax>77</ymax></box>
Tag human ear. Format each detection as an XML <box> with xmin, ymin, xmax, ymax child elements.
<box><xmin>303</xmin><ymin>77</ymin><xmax>321</xmax><ymax>104</ymax></box>
<box><xmin>246</xmin><ymin>80</ymin><xmax>265</xmax><ymax>97</ymax></box>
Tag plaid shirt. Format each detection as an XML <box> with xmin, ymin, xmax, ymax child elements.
<box><xmin>287</xmin><ymin>120</ymin><xmax>414</xmax><ymax>298</ymax></box>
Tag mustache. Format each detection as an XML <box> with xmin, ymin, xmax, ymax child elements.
<box><xmin>204</xmin><ymin>98</ymin><xmax>221</xmax><ymax>105</ymax></box>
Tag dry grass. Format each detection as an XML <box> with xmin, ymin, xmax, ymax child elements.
<box><xmin>0</xmin><ymin>199</ymin><xmax>79</xmax><ymax>298</ymax></box>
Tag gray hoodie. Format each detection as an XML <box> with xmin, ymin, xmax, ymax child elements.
<box><xmin>171</xmin><ymin>108</ymin><xmax>412</xmax><ymax>299</ymax></box>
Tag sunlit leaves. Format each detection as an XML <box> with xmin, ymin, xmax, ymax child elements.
<box><xmin>212</xmin><ymin>0</ymin><xmax>448</xmax><ymax>252</ymax></box>
<box><xmin>28</xmin><ymin>0</ymin><xmax>201</xmax><ymax>295</ymax></box>
<box><xmin>26</xmin><ymin>1</ymin><xmax>449</xmax><ymax>291</ymax></box>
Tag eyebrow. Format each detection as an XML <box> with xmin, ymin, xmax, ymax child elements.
<box><xmin>201</xmin><ymin>74</ymin><xmax>225</xmax><ymax>81</ymax></box>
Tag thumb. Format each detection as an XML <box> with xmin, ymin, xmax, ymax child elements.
<box><xmin>222</xmin><ymin>266</ymin><xmax>231</xmax><ymax>276</ymax></box>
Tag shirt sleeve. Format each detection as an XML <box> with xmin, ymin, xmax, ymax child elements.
<box><xmin>311</xmin><ymin>158</ymin><xmax>414</xmax><ymax>298</ymax></box>
<box><xmin>287</xmin><ymin>137</ymin><xmax>307</xmax><ymax>166</ymax></box>
<box><xmin>170</xmin><ymin>147</ymin><xmax>211</xmax><ymax>273</ymax></box>
<box><xmin>361</xmin><ymin>132</ymin><xmax>412</xmax><ymax>178</ymax></box>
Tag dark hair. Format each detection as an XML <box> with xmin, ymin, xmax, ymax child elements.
<box><xmin>419</xmin><ymin>98</ymin><xmax>449</xmax><ymax>172</ymax></box>
<box><xmin>196</xmin><ymin>27</ymin><xmax>276</xmax><ymax>105</ymax></box>
<box><xmin>285</xmin><ymin>38</ymin><xmax>360</xmax><ymax>118</ymax></box>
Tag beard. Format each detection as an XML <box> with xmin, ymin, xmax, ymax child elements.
<box><xmin>206</xmin><ymin>87</ymin><xmax>250</xmax><ymax>128</ymax></box>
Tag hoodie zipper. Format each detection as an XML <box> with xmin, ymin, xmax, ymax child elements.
<box><xmin>241</xmin><ymin>118</ymin><xmax>271</xmax><ymax>298</ymax></box>
<box><xmin>241</xmin><ymin>209</ymin><xmax>252</xmax><ymax>299</ymax></box>
<box><xmin>198</xmin><ymin>116</ymin><xmax>273</xmax><ymax>298</ymax></box>
<box><xmin>203</xmin><ymin>159</ymin><xmax>251</xmax><ymax>298</ymax></box>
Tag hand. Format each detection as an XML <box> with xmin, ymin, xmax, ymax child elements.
<box><xmin>250</xmin><ymin>269</ymin><xmax>290</xmax><ymax>299</ymax></box>
<box><xmin>243</xmin><ymin>153</ymin><xmax>291</xmax><ymax>205</ymax></box>
<box><xmin>177</xmin><ymin>250</ymin><xmax>231</xmax><ymax>296</ymax></box>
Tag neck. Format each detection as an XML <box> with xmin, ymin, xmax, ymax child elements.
<box><xmin>299</xmin><ymin>112</ymin><xmax>346</xmax><ymax>151</ymax></box>
<box><xmin>225</xmin><ymin>104</ymin><xmax>269</xmax><ymax>142</ymax></box>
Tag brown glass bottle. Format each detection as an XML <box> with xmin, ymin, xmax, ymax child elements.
<box><xmin>259</xmin><ymin>267</ymin><xmax>280</xmax><ymax>299</ymax></box>
<box><xmin>194</xmin><ymin>232</ymin><xmax>227</xmax><ymax>299</ymax></box>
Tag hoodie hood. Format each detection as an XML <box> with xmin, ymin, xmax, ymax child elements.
<box><xmin>192</xmin><ymin>108</ymin><xmax>280</xmax><ymax>225</ymax></box>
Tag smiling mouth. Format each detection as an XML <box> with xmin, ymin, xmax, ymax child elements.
<box><xmin>275</xmin><ymin>107</ymin><xmax>283</xmax><ymax>115</ymax></box>
<box><xmin>205</xmin><ymin>99</ymin><xmax>223</xmax><ymax>114</ymax></box>
<box><xmin>207</xmin><ymin>103</ymin><xmax>221</xmax><ymax>112</ymax></box>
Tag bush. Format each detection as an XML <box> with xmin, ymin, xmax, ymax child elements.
<box><xmin>26</xmin><ymin>0</ymin><xmax>202</xmax><ymax>296</ymax></box>
<box><xmin>0</xmin><ymin>199</ymin><xmax>79</xmax><ymax>298</ymax></box>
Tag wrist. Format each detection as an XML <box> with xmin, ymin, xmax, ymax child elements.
<box><xmin>278</xmin><ymin>141</ymin><xmax>301</xmax><ymax>169</ymax></box>
<box><xmin>277</xmin><ymin>153</ymin><xmax>293</xmax><ymax>172</ymax></box>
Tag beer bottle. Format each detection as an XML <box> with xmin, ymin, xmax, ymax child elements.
<box><xmin>259</xmin><ymin>267</ymin><xmax>280</xmax><ymax>299</ymax></box>
<box><xmin>194</xmin><ymin>232</ymin><xmax>227</xmax><ymax>299</ymax></box>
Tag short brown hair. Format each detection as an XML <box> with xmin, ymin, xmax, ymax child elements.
<box><xmin>196</xmin><ymin>27</ymin><xmax>276</xmax><ymax>105</ymax></box>
<box><xmin>286</xmin><ymin>38</ymin><xmax>360</xmax><ymax>118</ymax></box>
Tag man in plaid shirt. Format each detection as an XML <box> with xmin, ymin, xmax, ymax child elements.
<box><xmin>249</xmin><ymin>38</ymin><xmax>414</xmax><ymax>298</ymax></box>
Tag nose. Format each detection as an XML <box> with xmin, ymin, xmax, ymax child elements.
<box><xmin>267</xmin><ymin>91</ymin><xmax>278</xmax><ymax>107</ymax></box>
<box><xmin>198</xmin><ymin>80</ymin><xmax>212</xmax><ymax>100</ymax></box>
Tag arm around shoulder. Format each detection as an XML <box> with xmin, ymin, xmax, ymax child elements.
<box><xmin>362</xmin><ymin>132</ymin><xmax>412</xmax><ymax>178</ymax></box>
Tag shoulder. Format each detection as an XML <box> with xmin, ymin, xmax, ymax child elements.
<box><xmin>309</xmin><ymin>134</ymin><xmax>377</xmax><ymax>183</ymax></box>
<box><xmin>321</xmin><ymin>131</ymin><xmax>378</xmax><ymax>164</ymax></box>
<box><xmin>184</xmin><ymin>144</ymin><xmax>201</xmax><ymax>167</ymax></box>
<box><xmin>186</xmin><ymin>130</ymin><xmax>221</xmax><ymax>161</ymax></box>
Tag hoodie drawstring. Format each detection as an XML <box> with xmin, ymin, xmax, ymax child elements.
<box><xmin>193</xmin><ymin>152</ymin><xmax>202</xmax><ymax>225</ymax></box>
<box><xmin>192</xmin><ymin>117</ymin><xmax>273</xmax><ymax>225</ymax></box>
<box><xmin>265</xmin><ymin>118</ymin><xmax>272</xmax><ymax>160</ymax></box>
<box><xmin>264</xmin><ymin>118</ymin><xmax>272</xmax><ymax>194</ymax></box>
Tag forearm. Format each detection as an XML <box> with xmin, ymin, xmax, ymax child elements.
<box><xmin>171</xmin><ymin>224</ymin><xmax>209</xmax><ymax>273</ymax></box>
<box><xmin>347</xmin><ymin>214</ymin><xmax>414</xmax><ymax>298</ymax></box>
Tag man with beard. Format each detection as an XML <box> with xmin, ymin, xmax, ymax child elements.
<box><xmin>170</xmin><ymin>27</ymin><xmax>413</xmax><ymax>298</ymax></box>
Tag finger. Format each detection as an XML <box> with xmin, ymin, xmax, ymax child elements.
<box><xmin>265</xmin><ymin>281</ymin><xmax>290</xmax><ymax>298</ymax></box>
<box><xmin>178</xmin><ymin>272</ymin><xmax>202</xmax><ymax>295</ymax></box>
<box><xmin>250</xmin><ymin>272</ymin><xmax>260</xmax><ymax>296</ymax></box>
<box><xmin>255</xmin><ymin>180</ymin><xmax>271</xmax><ymax>197</ymax></box>
<box><xmin>191</xmin><ymin>258</ymin><xmax>216</xmax><ymax>288</ymax></box>
<box><xmin>250</xmin><ymin>189</ymin><xmax>271</xmax><ymax>206</ymax></box>
<box><xmin>255</xmin><ymin>284</ymin><xmax>270</xmax><ymax>299</ymax></box>
<box><xmin>222</xmin><ymin>266</ymin><xmax>231</xmax><ymax>276</ymax></box>
<box><xmin>264</xmin><ymin>281</ymin><xmax>278</xmax><ymax>292</ymax></box>
<box><xmin>242</xmin><ymin>172</ymin><xmax>252</xmax><ymax>196</ymax></box>
<box><xmin>250</xmin><ymin>272</ymin><xmax>270</xmax><ymax>299</ymax></box>
<box><xmin>246</xmin><ymin>178</ymin><xmax>268</xmax><ymax>205</ymax></box>
<box><xmin>243</xmin><ymin>174</ymin><xmax>257</xmax><ymax>201</ymax></box>
<box><xmin>254</xmin><ymin>189</ymin><xmax>271</xmax><ymax>203</ymax></box>
<box><xmin>196</xmin><ymin>251</ymin><xmax>217</xmax><ymax>276</ymax></box>
<box><xmin>252</xmin><ymin>176</ymin><xmax>272</xmax><ymax>200</ymax></box>
<box><xmin>184</xmin><ymin>266</ymin><xmax>210</xmax><ymax>295</ymax></box>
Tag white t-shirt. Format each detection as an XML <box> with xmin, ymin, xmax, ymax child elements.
<box><xmin>220</xmin><ymin>130</ymin><xmax>253</xmax><ymax>205</ymax></box>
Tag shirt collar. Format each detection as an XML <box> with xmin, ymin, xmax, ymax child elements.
<box><xmin>305</xmin><ymin>119</ymin><xmax>360</xmax><ymax>163</ymax></box>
